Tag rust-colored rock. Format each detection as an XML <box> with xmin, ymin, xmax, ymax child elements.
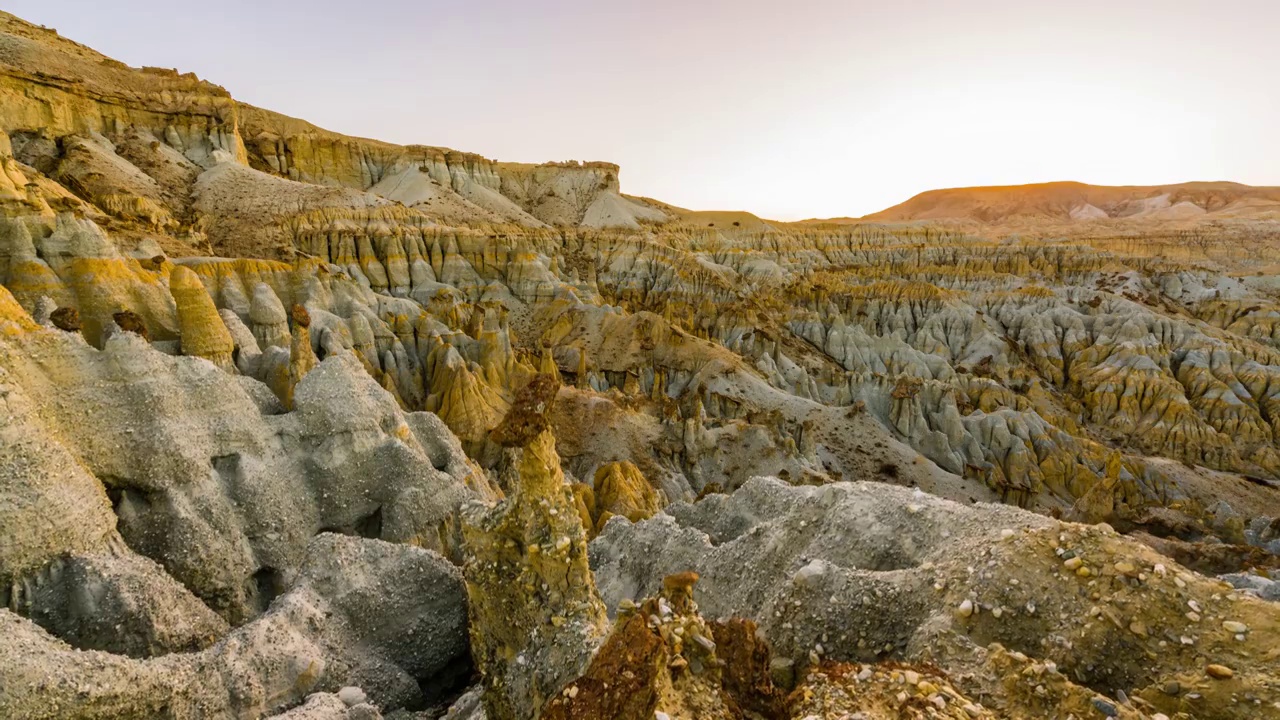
<box><xmin>50</xmin><ymin>306</ymin><xmax>81</xmax><ymax>332</ymax></box>
<box><xmin>112</xmin><ymin>310</ymin><xmax>150</xmax><ymax>341</ymax></box>
<box><xmin>489</xmin><ymin>373</ymin><xmax>560</xmax><ymax>448</ymax></box>
<box><xmin>540</xmin><ymin>573</ymin><xmax>741</xmax><ymax>720</ymax></box>
<box><xmin>709</xmin><ymin>618</ymin><xmax>787</xmax><ymax>719</ymax></box>
<box><xmin>290</xmin><ymin>303</ymin><xmax>311</xmax><ymax>329</ymax></box>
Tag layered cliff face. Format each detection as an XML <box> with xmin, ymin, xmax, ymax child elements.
<box><xmin>0</xmin><ymin>13</ymin><xmax>243</xmax><ymax>167</ymax></box>
<box><xmin>2</xmin><ymin>8</ymin><xmax>1280</xmax><ymax>719</ymax></box>
<box><xmin>0</xmin><ymin>11</ymin><xmax>668</xmax><ymax>265</ymax></box>
<box><xmin>237</xmin><ymin>105</ymin><xmax>668</xmax><ymax>230</ymax></box>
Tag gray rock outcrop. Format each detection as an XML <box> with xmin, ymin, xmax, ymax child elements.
<box><xmin>0</xmin><ymin>533</ymin><xmax>468</xmax><ymax>719</ymax></box>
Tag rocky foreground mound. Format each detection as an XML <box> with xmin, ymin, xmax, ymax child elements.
<box><xmin>592</xmin><ymin>478</ymin><xmax>1280</xmax><ymax>719</ymax></box>
<box><xmin>0</xmin><ymin>8</ymin><xmax>1278</xmax><ymax>720</ymax></box>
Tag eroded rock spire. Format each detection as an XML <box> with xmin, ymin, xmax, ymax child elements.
<box><xmin>461</xmin><ymin>374</ymin><xmax>608</xmax><ymax>720</ymax></box>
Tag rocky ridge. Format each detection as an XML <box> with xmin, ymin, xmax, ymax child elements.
<box><xmin>0</xmin><ymin>9</ymin><xmax>1278</xmax><ymax>720</ymax></box>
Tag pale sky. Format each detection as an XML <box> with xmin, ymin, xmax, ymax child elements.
<box><xmin>9</xmin><ymin>1</ymin><xmax>1279</xmax><ymax>219</ymax></box>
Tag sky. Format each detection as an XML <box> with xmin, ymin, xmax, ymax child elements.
<box><xmin>8</xmin><ymin>0</ymin><xmax>1279</xmax><ymax>220</ymax></box>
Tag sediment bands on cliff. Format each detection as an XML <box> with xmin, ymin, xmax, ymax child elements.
<box><xmin>2</xmin><ymin>8</ymin><xmax>1280</xmax><ymax>720</ymax></box>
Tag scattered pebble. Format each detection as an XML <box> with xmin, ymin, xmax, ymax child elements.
<box><xmin>1090</xmin><ymin>698</ymin><xmax>1118</xmax><ymax>717</ymax></box>
<box><xmin>1206</xmin><ymin>664</ymin><xmax>1235</xmax><ymax>680</ymax></box>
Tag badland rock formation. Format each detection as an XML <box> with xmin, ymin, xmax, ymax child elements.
<box><xmin>0</xmin><ymin>10</ymin><xmax>1278</xmax><ymax>719</ymax></box>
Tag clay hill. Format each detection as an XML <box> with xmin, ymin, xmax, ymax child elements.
<box><xmin>1</xmin><ymin>9</ymin><xmax>1280</xmax><ymax>720</ymax></box>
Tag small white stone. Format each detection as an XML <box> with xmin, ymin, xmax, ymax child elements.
<box><xmin>957</xmin><ymin>599</ymin><xmax>974</xmax><ymax>618</ymax></box>
<box><xmin>337</xmin><ymin>687</ymin><xmax>367</xmax><ymax>707</ymax></box>
<box><xmin>794</xmin><ymin>559</ymin><xmax>827</xmax><ymax>587</ymax></box>
<box><xmin>1000</xmin><ymin>528</ymin><xmax>1015</xmax><ymax>539</ymax></box>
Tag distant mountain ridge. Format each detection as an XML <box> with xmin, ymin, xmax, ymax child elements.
<box><xmin>849</xmin><ymin>181</ymin><xmax>1280</xmax><ymax>225</ymax></box>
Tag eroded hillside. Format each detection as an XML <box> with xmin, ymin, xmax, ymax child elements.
<box><xmin>1</xmin><ymin>10</ymin><xmax>1279</xmax><ymax>720</ymax></box>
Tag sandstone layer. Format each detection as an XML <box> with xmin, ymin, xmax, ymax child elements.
<box><xmin>0</xmin><ymin>9</ymin><xmax>1278</xmax><ymax>720</ymax></box>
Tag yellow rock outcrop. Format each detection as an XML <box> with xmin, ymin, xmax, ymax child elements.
<box><xmin>170</xmin><ymin>265</ymin><xmax>234</xmax><ymax>371</ymax></box>
<box><xmin>462</xmin><ymin>375</ymin><xmax>608</xmax><ymax>720</ymax></box>
<box><xmin>590</xmin><ymin>460</ymin><xmax>661</xmax><ymax>535</ymax></box>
